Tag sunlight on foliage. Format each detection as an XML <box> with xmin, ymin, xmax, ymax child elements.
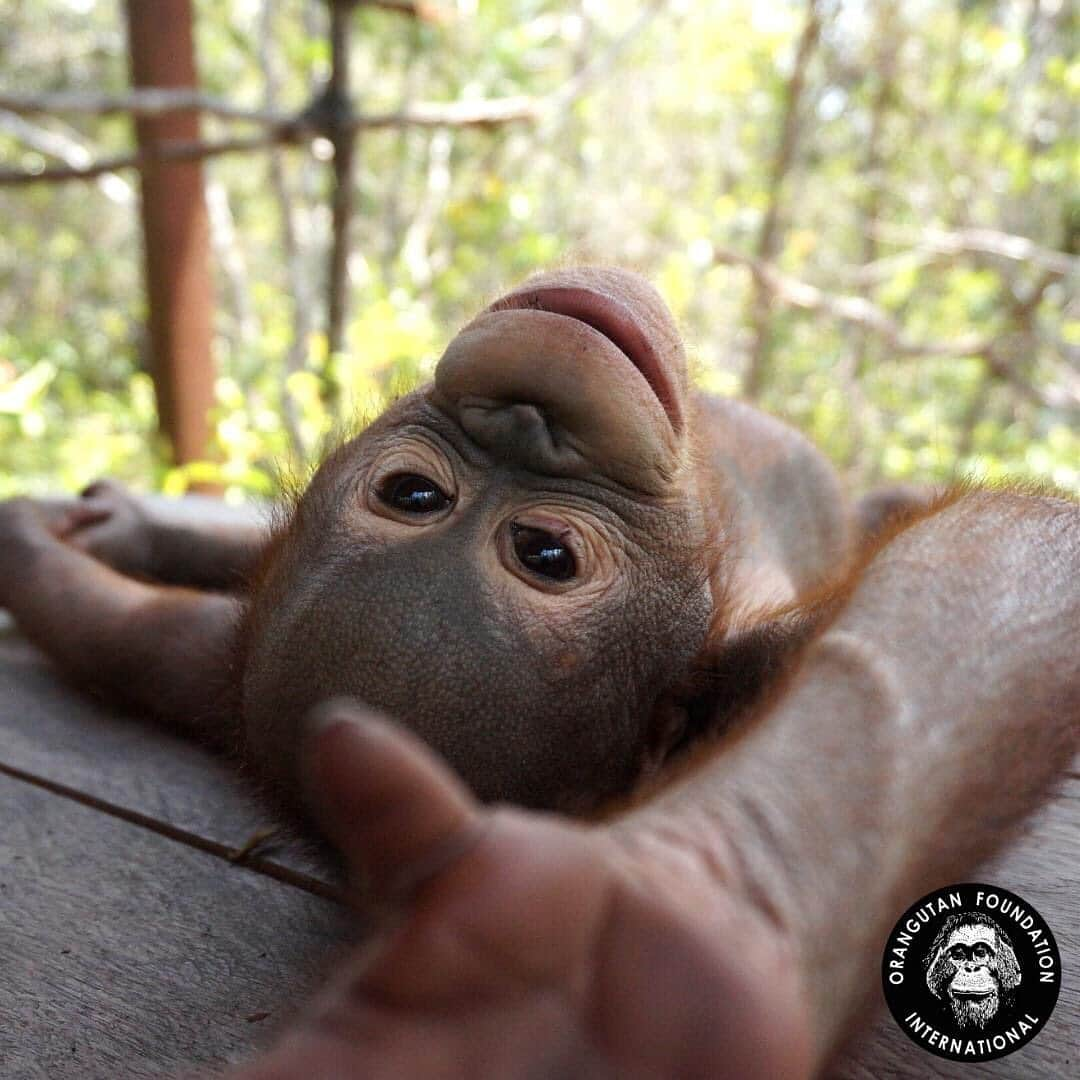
<box><xmin>0</xmin><ymin>0</ymin><xmax>1076</xmax><ymax>501</ymax></box>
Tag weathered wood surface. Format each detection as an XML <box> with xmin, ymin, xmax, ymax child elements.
<box><xmin>0</xmin><ymin>626</ymin><xmax>332</xmax><ymax>889</ymax></box>
<box><xmin>0</xmin><ymin>493</ymin><xmax>271</xmax><ymax>852</ymax></box>
<box><xmin>835</xmin><ymin>766</ymin><xmax>1080</xmax><ymax>1078</ymax></box>
<box><xmin>1</xmin><ymin>541</ymin><xmax>1076</xmax><ymax>1080</ymax></box>
<box><xmin>0</xmin><ymin>774</ymin><xmax>355</xmax><ymax>1080</ymax></box>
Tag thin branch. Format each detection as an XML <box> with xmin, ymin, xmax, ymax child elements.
<box><xmin>0</xmin><ymin>87</ymin><xmax>286</xmax><ymax>126</ymax></box>
<box><xmin>1011</xmin><ymin>268</ymin><xmax>1058</xmax><ymax>324</ymax></box>
<box><xmin>0</xmin><ymin>108</ymin><xmax>133</xmax><ymax>202</ymax></box>
<box><xmin>838</xmin><ymin>246</ymin><xmax>957</xmax><ymax>287</ymax></box>
<box><xmin>0</xmin><ymin>86</ymin><xmax>547</xmax><ymax>131</ymax></box>
<box><xmin>742</xmin><ymin>0</ymin><xmax>822</xmax><ymax>399</ymax></box>
<box><xmin>952</xmin><ymin>374</ymin><xmax>993</xmax><ymax>469</ymax></box>
<box><xmin>400</xmin><ymin>127</ymin><xmax>452</xmax><ymax>288</ymax></box>
<box><xmin>976</xmin><ymin>270</ymin><xmax>1079</xmax><ymax>412</ymax></box>
<box><xmin>713</xmin><ymin>245</ymin><xmax>1074</xmax><ymax>411</ymax></box>
<box><xmin>259</xmin><ymin>0</ymin><xmax>310</xmax><ymax>457</ymax></box>
<box><xmin>0</xmin><ymin>132</ymin><xmax>278</xmax><ymax>184</ymax></box>
<box><xmin>870</xmin><ymin>224</ymin><xmax>1078</xmax><ymax>278</ymax></box>
<box><xmin>379</xmin><ymin>20</ymin><xmax>425</xmax><ymax>280</ymax></box>
<box><xmin>838</xmin><ymin>0</ymin><xmax>901</xmax><ymax>480</ymax></box>
<box><xmin>956</xmin><ymin>284</ymin><xmax>1079</xmax><ymax>453</ymax></box>
<box><xmin>0</xmin><ymin>96</ymin><xmax>558</xmax><ymax>186</ymax></box>
<box><xmin>360</xmin><ymin>95</ymin><xmax>540</xmax><ymax>129</ymax></box>
<box><xmin>758</xmin><ymin>4</ymin><xmax>821</xmax><ymax>267</ymax></box>
<box><xmin>715</xmin><ymin>246</ymin><xmax>990</xmax><ymax>357</ymax></box>
<box><xmin>324</xmin><ymin>0</ymin><xmax>357</xmax><ymax>386</ymax></box>
<box><xmin>205</xmin><ymin>178</ymin><xmax>258</xmax><ymax>346</ymax></box>
<box><xmin>545</xmin><ymin>0</ymin><xmax>665</xmax><ymax>114</ymax></box>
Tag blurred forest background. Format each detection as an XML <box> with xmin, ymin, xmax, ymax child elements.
<box><xmin>0</xmin><ymin>0</ymin><xmax>1076</xmax><ymax>501</ymax></box>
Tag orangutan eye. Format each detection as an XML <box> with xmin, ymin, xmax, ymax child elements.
<box><xmin>377</xmin><ymin>473</ymin><xmax>452</xmax><ymax>514</ymax></box>
<box><xmin>510</xmin><ymin>523</ymin><xmax>577</xmax><ymax>581</ymax></box>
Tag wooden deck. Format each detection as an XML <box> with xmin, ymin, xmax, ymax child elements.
<box><xmin>1</xmin><ymin>611</ymin><xmax>1075</xmax><ymax>1078</ymax></box>
<box><xmin>0</xmin><ymin>619</ymin><xmax>356</xmax><ymax>1078</ymax></box>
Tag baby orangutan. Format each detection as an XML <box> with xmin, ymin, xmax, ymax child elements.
<box><xmin>3</xmin><ymin>268</ymin><xmax>854</xmax><ymax>814</ymax></box>
<box><xmin>3</xmin><ymin>267</ymin><xmax>1079</xmax><ymax>1079</ymax></box>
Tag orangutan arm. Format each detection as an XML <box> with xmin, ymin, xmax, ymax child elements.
<box><xmin>621</xmin><ymin>487</ymin><xmax>1080</xmax><ymax>1068</ymax></box>
<box><xmin>0</xmin><ymin>497</ymin><xmax>241</xmax><ymax>746</ymax></box>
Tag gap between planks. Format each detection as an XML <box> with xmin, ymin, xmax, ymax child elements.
<box><xmin>0</xmin><ymin>759</ymin><xmax>348</xmax><ymax>905</ymax></box>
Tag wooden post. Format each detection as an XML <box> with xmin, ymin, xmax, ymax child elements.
<box><xmin>126</xmin><ymin>0</ymin><xmax>215</xmax><ymax>467</ymax></box>
<box><xmin>324</xmin><ymin>0</ymin><xmax>359</xmax><ymax>406</ymax></box>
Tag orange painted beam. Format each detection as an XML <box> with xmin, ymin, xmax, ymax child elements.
<box><xmin>126</xmin><ymin>0</ymin><xmax>215</xmax><ymax>467</ymax></box>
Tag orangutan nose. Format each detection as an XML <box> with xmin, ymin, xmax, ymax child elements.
<box><xmin>453</xmin><ymin>399</ymin><xmax>585</xmax><ymax>477</ymax></box>
<box><xmin>433</xmin><ymin>305</ymin><xmax>682</xmax><ymax>494</ymax></box>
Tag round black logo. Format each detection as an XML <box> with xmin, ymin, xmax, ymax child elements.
<box><xmin>881</xmin><ymin>883</ymin><xmax>1060</xmax><ymax>1062</ymax></box>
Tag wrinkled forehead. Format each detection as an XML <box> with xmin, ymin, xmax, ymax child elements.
<box><xmin>948</xmin><ymin>925</ymin><xmax>997</xmax><ymax>949</ymax></box>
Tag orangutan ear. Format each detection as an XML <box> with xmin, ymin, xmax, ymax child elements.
<box><xmin>637</xmin><ymin>697</ymin><xmax>692</xmax><ymax>781</ymax></box>
<box><xmin>644</xmin><ymin>609</ymin><xmax>828</xmax><ymax>774</ymax></box>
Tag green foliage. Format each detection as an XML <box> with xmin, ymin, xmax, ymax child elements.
<box><xmin>0</xmin><ymin>0</ymin><xmax>1076</xmax><ymax>501</ymax></box>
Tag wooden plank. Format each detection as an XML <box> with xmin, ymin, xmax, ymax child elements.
<box><xmin>0</xmin><ymin>773</ymin><xmax>355</xmax><ymax>1079</ymax></box>
<box><xmin>0</xmin><ymin>626</ymin><xmax>333</xmax><ymax>888</ymax></box>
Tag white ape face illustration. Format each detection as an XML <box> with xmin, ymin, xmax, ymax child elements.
<box><xmin>926</xmin><ymin>916</ymin><xmax>1021</xmax><ymax>1030</ymax></box>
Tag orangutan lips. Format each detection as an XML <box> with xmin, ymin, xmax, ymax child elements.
<box><xmin>490</xmin><ymin>285</ymin><xmax>683</xmax><ymax>433</ymax></box>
